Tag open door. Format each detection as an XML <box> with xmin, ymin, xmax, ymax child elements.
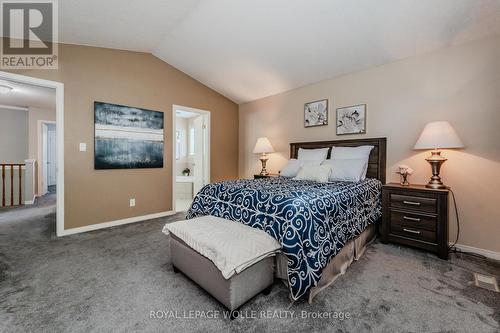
<box><xmin>192</xmin><ymin>115</ymin><xmax>205</xmax><ymax>195</ymax></box>
<box><xmin>47</xmin><ymin>128</ymin><xmax>57</xmax><ymax>187</ymax></box>
<box><xmin>42</xmin><ymin>124</ymin><xmax>48</xmax><ymax>195</ymax></box>
<box><xmin>173</xmin><ymin>105</ymin><xmax>210</xmax><ymax>212</ymax></box>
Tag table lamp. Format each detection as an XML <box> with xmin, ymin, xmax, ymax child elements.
<box><xmin>414</xmin><ymin>121</ymin><xmax>464</xmax><ymax>189</ymax></box>
<box><xmin>253</xmin><ymin>137</ymin><xmax>274</xmax><ymax>175</ymax></box>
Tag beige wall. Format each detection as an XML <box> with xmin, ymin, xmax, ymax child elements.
<box><xmin>239</xmin><ymin>36</ymin><xmax>500</xmax><ymax>253</ymax></box>
<box><xmin>0</xmin><ymin>107</ymin><xmax>28</xmax><ymax>163</ymax></box>
<box><xmin>27</xmin><ymin>107</ymin><xmax>56</xmax><ymax>195</ymax></box>
<box><xmin>7</xmin><ymin>42</ymin><xmax>238</xmax><ymax>229</ymax></box>
<box><xmin>0</xmin><ymin>106</ymin><xmax>55</xmax><ymax>196</ymax></box>
<box><xmin>0</xmin><ymin>107</ymin><xmax>28</xmax><ymax>205</ymax></box>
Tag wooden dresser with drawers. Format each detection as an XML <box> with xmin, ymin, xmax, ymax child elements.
<box><xmin>380</xmin><ymin>183</ymin><xmax>449</xmax><ymax>259</ymax></box>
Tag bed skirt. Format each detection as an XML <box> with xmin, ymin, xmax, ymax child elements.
<box><xmin>275</xmin><ymin>223</ymin><xmax>377</xmax><ymax>303</ymax></box>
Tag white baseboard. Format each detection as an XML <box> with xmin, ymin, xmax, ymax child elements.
<box><xmin>24</xmin><ymin>195</ymin><xmax>36</xmax><ymax>205</ymax></box>
<box><xmin>58</xmin><ymin>210</ymin><xmax>177</xmax><ymax>237</ymax></box>
<box><xmin>450</xmin><ymin>243</ymin><xmax>500</xmax><ymax>261</ymax></box>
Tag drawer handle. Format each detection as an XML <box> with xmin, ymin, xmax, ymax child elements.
<box><xmin>403</xmin><ymin>200</ymin><xmax>421</xmax><ymax>206</ymax></box>
<box><xmin>403</xmin><ymin>216</ymin><xmax>421</xmax><ymax>222</ymax></box>
<box><xmin>403</xmin><ymin>228</ymin><xmax>421</xmax><ymax>235</ymax></box>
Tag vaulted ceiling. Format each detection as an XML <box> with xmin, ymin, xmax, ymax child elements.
<box><xmin>58</xmin><ymin>0</ymin><xmax>500</xmax><ymax>103</ymax></box>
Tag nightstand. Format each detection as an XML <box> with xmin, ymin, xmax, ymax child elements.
<box><xmin>254</xmin><ymin>174</ymin><xmax>279</xmax><ymax>179</ymax></box>
<box><xmin>380</xmin><ymin>183</ymin><xmax>449</xmax><ymax>259</ymax></box>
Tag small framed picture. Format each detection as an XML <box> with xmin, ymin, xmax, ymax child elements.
<box><xmin>336</xmin><ymin>104</ymin><xmax>366</xmax><ymax>135</ymax></box>
<box><xmin>304</xmin><ymin>99</ymin><xmax>328</xmax><ymax>127</ymax></box>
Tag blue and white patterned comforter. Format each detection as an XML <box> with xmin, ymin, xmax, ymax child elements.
<box><xmin>186</xmin><ymin>177</ymin><xmax>382</xmax><ymax>300</ymax></box>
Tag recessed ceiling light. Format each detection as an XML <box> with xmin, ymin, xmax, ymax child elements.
<box><xmin>0</xmin><ymin>84</ymin><xmax>13</xmax><ymax>94</ymax></box>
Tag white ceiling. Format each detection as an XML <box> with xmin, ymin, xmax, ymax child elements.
<box><xmin>56</xmin><ymin>0</ymin><xmax>500</xmax><ymax>103</ymax></box>
<box><xmin>0</xmin><ymin>80</ymin><xmax>56</xmax><ymax>110</ymax></box>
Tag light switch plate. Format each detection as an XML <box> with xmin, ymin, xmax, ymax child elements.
<box><xmin>79</xmin><ymin>143</ymin><xmax>87</xmax><ymax>152</ymax></box>
<box><xmin>129</xmin><ymin>198</ymin><xmax>136</xmax><ymax>207</ymax></box>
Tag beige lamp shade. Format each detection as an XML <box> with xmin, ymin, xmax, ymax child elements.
<box><xmin>253</xmin><ymin>137</ymin><xmax>275</xmax><ymax>154</ymax></box>
<box><xmin>414</xmin><ymin>121</ymin><xmax>464</xmax><ymax>150</ymax></box>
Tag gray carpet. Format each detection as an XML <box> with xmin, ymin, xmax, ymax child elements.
<box><xmin>0</xmin><ymin>197</ymin><xmax>498</xmax><ymax>333</ymax></box>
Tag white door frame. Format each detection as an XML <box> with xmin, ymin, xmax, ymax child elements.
<box><xmin>172</xmin><ymin>105</ymin><xmax>210</xmax><ymax>212</ymax></box>
<box><xmin>0</xmin><ymin>71</ymin><xmax>65</xmax><ymax>237</ymax></box>
<box><xmin>37</xmin><ymin>120</ymin><xmax>56</xmax><ymax>195</ymax></box>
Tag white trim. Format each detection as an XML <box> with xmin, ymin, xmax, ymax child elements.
<box><xmin>451</xmin><ymin>243</ymin><xmax>500</xmax><ymax>261</ymax></box>
<box><xmin>24</xmin><ymin>196</ymin><xmax>36</xmax><ymax>205</ymax></box>
<box><xmin>0</xmin><ymin>71</ymin><xmax>65</xmax><ymax>237</ymax></box>
<box><xmin>58</xmin><ymin>210</ymin><xmax>177</xmax><ymax>236</ymax></box>
<box><xmin>172</xmin><ymin>105</ymin><xmax>211</xmax><ymax>213</ymax></box>
<box><xmin>0</xmin><ymin>104</ymin><xmax>28</xmax><ymax>111</ymax></box>
<box><xmin>172</xmin><ymin>109</ymin><xmax>177</xmax><ymax>212</ymax></box>
<box><xmin>23</xmin><ymin>159</ymin><xmax>36</xmax><ymax>204</ymax></box>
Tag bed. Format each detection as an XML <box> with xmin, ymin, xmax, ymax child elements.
<box><xmin>186</xmin><ymin>137</ymin><xmax>387</xmax><ymax>302</ymax></box>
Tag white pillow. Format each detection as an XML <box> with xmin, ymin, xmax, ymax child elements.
<box><xmin>330</xmin><ymin>145</ymin><xmax>374</xmax><ymax>180</ymax></box>
<box><xmin>294</xmin><ymin>165</ymin><xmax>332</xmax><ymax>183</ymax></box>
<box><xmin>322</xmin><ymin>159</ymin><xmax>367</xmax><ymax>182</ymax></box>
<box><xmin>280</xmin><ymin>159</ymin><xmax>321</xmax><ymax>178</ymax></box>
<box><xmin>297</xmin><ymin>147</ymin><xmax>330</xmax><ymax>162</ymax></box>
<box><xmin>330</xmin><ymin>145</ymin><xmax>374</xmax><ymax>160</ymax></box>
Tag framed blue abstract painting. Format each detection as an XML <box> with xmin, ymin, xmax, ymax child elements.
<box><xmin>94</xmin><ymin>102</ymin><xmax>164</xmax><ymax>169</ymax></box>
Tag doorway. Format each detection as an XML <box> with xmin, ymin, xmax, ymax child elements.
<box><xmin>172</xmin><ymin>105</ymin><xmax>210</xmax><ymax>212</ymax></box>
<box><xmin>40</xmin><ymin>121</ymin><xmax>57</xmax><ymax>195</ymax></box>
<box><xmin>0</xmin><ymin>71</ymin><xmax>64</xmax><ymax>236</ymax></box>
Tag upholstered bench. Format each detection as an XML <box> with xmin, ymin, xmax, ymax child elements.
<box><xmin>162</xmin><ymin>216</ymin><xmax>280</xmax><ymax>317</ymax></box>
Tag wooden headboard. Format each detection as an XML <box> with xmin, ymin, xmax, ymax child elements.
<box><xmin>290</xmin><ymin>137</ymin><xmax>387</xmax><ymax>184</ymax></box>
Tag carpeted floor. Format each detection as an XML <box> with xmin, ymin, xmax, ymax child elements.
<box><xmin>0</xmin><ymin>197</ymin><xmax>498</xmax><ymax>332</ymax></box>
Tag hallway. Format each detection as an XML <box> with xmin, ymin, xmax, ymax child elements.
<box><xmin>0</xmin><ymin>193</ymin><xmax>56</xmax><ymax>236</ymax></box>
